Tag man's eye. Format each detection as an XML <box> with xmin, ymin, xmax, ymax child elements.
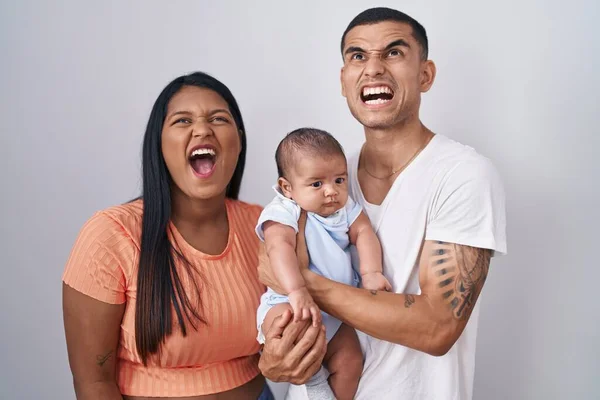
<box><xmin>351</xmin><ymin>53</ymin><xmax>364</xmax><ymax>61</ymax></box>
<box><xmin>335</xmin><ymin>177</ymin><xmax>345</xmax><ymax>184</ymax></box>
<box><xmin>388</xmin><ymin>49</ymin><xmax>402</xmax><ymax>57</ymax></box>
<box><xmin>311</xmin><ymin>182</ymin><xmax>322</xmax><ymax>188</ymax></box>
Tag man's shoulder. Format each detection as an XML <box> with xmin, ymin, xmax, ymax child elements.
<box><xmin>429</xmin><ymin>135</ymin><xmax>500</xmax><ymax>183</ymax></box>
<box><xmin>431</xmin><ymin>134</ymin><xmax>488</xmax><ymax>163</ymax></box>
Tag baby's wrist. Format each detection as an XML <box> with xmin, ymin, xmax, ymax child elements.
<box><xmin>288</xmin><ymin>286</ymin><xmax>309</xmax><ymax>297</ymax></box>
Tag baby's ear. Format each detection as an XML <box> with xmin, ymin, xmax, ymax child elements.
<box><xmin>278</xmin><ymin>177</ymin><xmax>293</xmax><ymax>198</ymax></box>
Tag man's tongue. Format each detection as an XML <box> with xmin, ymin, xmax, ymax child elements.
<box><xmin>191</xmin><ymin>158</ymin><xmax>214</xmax><ymax>175</ymax></box>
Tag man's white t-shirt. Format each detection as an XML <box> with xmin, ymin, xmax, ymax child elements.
<box><xmin>349</xmin><ymin>134</ymin><xmax>507</xmax><ymax>400</ymax></box>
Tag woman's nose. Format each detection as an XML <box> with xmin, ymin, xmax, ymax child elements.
<box><xmin>192</xmin><ymin>120</ymin><xmax>213</xmax><ymax>138</ymax></box>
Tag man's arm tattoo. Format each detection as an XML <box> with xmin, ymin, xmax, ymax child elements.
<box><xmin>96</xmin><ymin>350</ymin><xmax>113</xmax><ymax>367</ymax></box>
<box><xmin>431</xmin><ymin>241</ymin><xmax>491</xmax><ymax>320</ymax></box>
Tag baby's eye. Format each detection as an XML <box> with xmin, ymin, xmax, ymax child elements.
<box><xmin>311</xmin><ymin>181</ymin><xmax>322</xmax><ymax>188</ymax></box>
<box><xmin>335</xmin><ymin>177</ymin><xmax>345</xmax><ymax>184</ymax></box>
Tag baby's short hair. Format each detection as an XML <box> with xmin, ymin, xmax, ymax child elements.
<box><xmin>275</xmin><ymin>128</ymin><xmax>346</xmax><ymax>179</ymax></box>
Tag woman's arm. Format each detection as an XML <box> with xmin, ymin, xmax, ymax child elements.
<box><xmin>63</xmin><ymin>284</ymin><xmax>125</xmax><ymax>399</ymax></box>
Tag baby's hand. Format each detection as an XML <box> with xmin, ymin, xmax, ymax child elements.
<box><xmin>288</xmin><ymin>287</ymin><xmax>321</xmax><ymax>327</ymax></box>
<box><xmin>361</xmin><ymin>272</ymin><xmax>392</xmax><ymax>292</ymax></box>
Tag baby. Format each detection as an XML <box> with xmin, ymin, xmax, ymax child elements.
<box><xmin>256</xmin><ymin>128</ymin><xmax>391</xmax><ymax>399</ymax></box>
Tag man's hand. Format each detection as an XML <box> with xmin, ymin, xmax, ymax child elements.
<box><xmin>258</xmin><ymin>309</ymin><xmax>327</xmax><ymax>385</ymax></box>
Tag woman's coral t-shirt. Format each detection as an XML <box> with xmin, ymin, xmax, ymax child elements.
<box><xmin>63</xmin><ymin>199</ymin><xmax>265</xmax><ymax>397</ymax></box>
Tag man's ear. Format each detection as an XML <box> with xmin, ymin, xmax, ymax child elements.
<box><xmin>278</xmin><ymin>177</ymin><xmax>293</xmax><ymax>198</ymax></box>
<box><xmin>341</xmin><ymin>67</ymin><xmax>347</xmax><ymax>98</ymax></box>
<box><xmin>420</xmin><ymin>60</ymin><xmax>437</xmax><ymax>93</ymax></box>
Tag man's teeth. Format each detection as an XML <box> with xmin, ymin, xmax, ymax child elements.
<box><xmin>365</xmin><ymin>98</ymin><xmax>390</xmax><ymax>105</ymax></box>
<box><xmin>191</xmin><ymin>148</ymin><xmax>215</xmax><ymax>157</ymax></box>
<box><xmin>362</xmin><ymin>86</ymin><xmax>393</xmax><ymax>97</ymax></box>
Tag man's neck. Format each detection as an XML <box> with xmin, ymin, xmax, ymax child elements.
<box><xmin>361</xmin><ymin>117</ymin><xmax>433</xmax><ymax>175</ymax></box>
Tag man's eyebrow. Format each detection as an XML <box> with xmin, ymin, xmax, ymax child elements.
<box><xmin>344</xmin><ymin>46</ymin><xmax>366</xmax><ymax>56</ymax></box>
<box><xmin>344</xmin><ymin>39</ymin><xmax>410</xmax><ymax>56</ymax></box>
<box><xmin>385</xmin><ymin>39</ymin><xmax>410</xmax><ymax>50</ymax></box>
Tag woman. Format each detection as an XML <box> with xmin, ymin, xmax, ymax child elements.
<box><xmin>62</xmin><ymin>72</ymin><xmax>324</xmax><ymax>399</ymax></box>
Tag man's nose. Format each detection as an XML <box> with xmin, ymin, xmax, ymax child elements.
<box><xmin>364</xmin><ymin>54</ymin><xmax>385</xmax><ymax>77</ymax></box>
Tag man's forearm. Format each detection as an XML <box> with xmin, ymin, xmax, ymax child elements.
<box><xmin>304</xmin><ymin>271</ymin><xmax>458</xmax><ymax>356</ymax></box>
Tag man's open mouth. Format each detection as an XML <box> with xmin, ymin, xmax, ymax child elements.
<box><xmin>360</xmin><ymin>85</ymin><xmax>394</xmax><ymax>105</ymax></box>
<box><xmin>189</xmin><ymin>147</ymin><xmax>216</xmax><ymax>176</ymax></box>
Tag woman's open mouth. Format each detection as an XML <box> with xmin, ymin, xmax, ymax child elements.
<box><xmin>360</xmin><ymin>85</ymin><xmax>394</xmax><ymax>106</ymax></box>
<box><xmin>189</xmin><ymin>147</ymin><xmax>216</xmax><ymax>178</ymax></box>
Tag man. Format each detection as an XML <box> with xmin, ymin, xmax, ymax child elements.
<box><xmin>259</xmin><ymin>7</ymin><xmax>506</xmax><ymax>400</ymax></box>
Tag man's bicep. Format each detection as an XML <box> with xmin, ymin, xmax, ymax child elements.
<box><xmin>419</xmin><ymin>240</ymin><xmax>491</xmax><ymax>323</ymax></box>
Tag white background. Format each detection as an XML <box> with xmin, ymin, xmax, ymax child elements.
<box><xmin>1</xmin><ymin>1</ymin><xmax>598</xmax><ymax>399</ymax></box>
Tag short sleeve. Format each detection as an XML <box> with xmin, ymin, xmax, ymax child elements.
<box><xmin>255</xmin><ymin>197</ymin><xmax>301</xmax><ymax>241</ymax></box>
<box><xmin>345</xmin><ymin>195</ymin><xmax>363</xmax><ymax>227</ymax></box>
<box><xmin>62</xmin><ymin>212</ymin><xmax>129</xmax><ymax>304</ymax></box>
<box><xmin>426</xmin><ymin>158</ymin><xmax>507</xmax><ymax>256</ymax></box>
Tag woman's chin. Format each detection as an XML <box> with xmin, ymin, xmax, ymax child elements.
<box><xmin>189</xmin><ymin>186</ymin><xmax>226</xmax><ymax>201</ymax></box>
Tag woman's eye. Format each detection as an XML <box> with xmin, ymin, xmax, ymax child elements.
<box><xmin>311</xmin><ymin>182</ymin><xmax>322</xmax><ymax>188</ymax></box>
<box><xmin>335</xmin><ymin>177</ymin><xmax>345</xmax><ymax>184</ymax></box>
<box><xmin>175</xmin><ymin>118</ymin><xmax>191</xmax><ymax>124</ymax></box>
<box><xmin>213</xmin><ymin>116</ymin><xmax>230</xmax><ymax>123</ymax></box>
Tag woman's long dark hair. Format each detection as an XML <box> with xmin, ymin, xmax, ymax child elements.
<box><xmin>136</xmin><ymin>72</ymin><xmax>246</xmax><ymax>364</ymax></box>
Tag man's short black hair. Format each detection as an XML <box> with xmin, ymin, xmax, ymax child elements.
<box><xmin>340</xmin><ymin>7</ymin><xmax>429</xmax><ymax>60</ymax></box>
<box><xmin>275</xmin><ymin>128</ymin><xmax>346</xmax><ymax>179</ymax></box>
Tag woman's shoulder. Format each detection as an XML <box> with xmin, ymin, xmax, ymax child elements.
<box><xmin>100</xmin><ymin>199</ymin><xmax>144</xmax><ymax>226</ymax></box>
<box><xmin>63</xmin><ymin>199</ymin><xmax>143</xmax><ymax>303</ymax></box>
<box><xmin>77</xmin><ymin>199</ymin><xmax>144</xmax><ymax>250</ymax></box>
<box><xmin>226</xmin><ymin>198</ymin><xmax>263</xmax><ymax>229</ymax></box>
